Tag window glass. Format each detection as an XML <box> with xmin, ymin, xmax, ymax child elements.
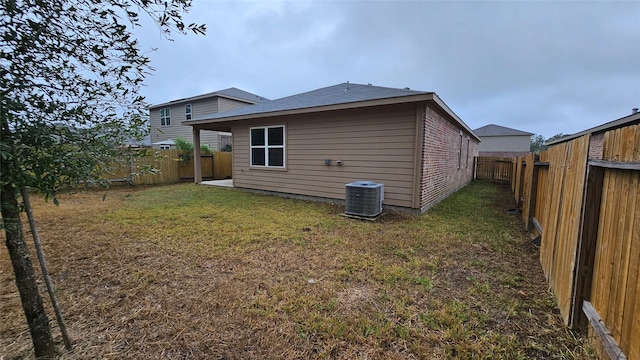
<box><xmin>251</xmin><ymin>128</ymin><xmax>265</xmax><ymax>146</ymax></box>
<box><xmin>160</xmin><ymin>108</ymin><xmax>171</xmax><ymax>126</ymax></box>
<box><xmin>185</xmin><ymin>104</ymin><xmax>192</xmax><ymax>120</ymax></box>
<box><xmin>268</xmin><ymin>127</ymin><xmax>284</xmax><ymax>145</ymax></box>
<box><xmin>268</xmin><ymin>148</ymin><xmax>284</xmax><ymax>166</ymax></box>
<box><xmin>252</xmin><ymin>148</ymin><xmax>265</xmax><ymax>166</ymax></box>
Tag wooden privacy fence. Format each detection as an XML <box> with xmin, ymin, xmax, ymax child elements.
<box><xmin>512</xmin><ymin>124</ymin><xmax>640</xmax><ymax>360</ymax></box>
<box><xmin>475</xmin><ymin>157</ymin><xmax>513</xmax><ymax>183</ymax></box>
<box><xmin>105</xmin><ymin>150</ymin><xmax>233</xmax><ymax>185</ymax></box>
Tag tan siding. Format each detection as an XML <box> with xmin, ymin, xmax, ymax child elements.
<box><xmin>150</xmin><ymin>97</ymin><xmax>254</xmax><ymax>151</ymax></box>
<box><xmin>232</xmin><ymin>104</ymin><xmax>418</xmax><ymax>207</ymax></box>
<box><xmin>219</xmin><ymin>98</ymin><xmax>254</xmax><ymax>113</ymax></box>
<box><xmin>191</xmin><ymin>98</ymin><xmax>219</xmax><ymax>118</ymax></box>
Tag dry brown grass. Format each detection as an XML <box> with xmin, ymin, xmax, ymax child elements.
<box><xmin>1</xmin><ymin>181</ymin><xmax>595</xmax><ymax>359</ymax></box>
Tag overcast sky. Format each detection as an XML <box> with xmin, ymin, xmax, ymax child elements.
<box><xmin>136</xmin><ymin>0</ymin><xmax>640</xmax><ymax>139</ymax></box>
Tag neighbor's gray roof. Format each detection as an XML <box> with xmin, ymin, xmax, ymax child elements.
<box><xmin>473</xmin><ymin>124</ymin><xmax>533</xmax><ymax>137</ymax></box>
<box><xmin>190</xmin><ymin>83</ymin><xmax>426</xmax><ymax>121</ymax></box>
<box><xmin>149</xmin><ymin>87</ymin><xmax>268</xmax><ymax>109</ymax></box>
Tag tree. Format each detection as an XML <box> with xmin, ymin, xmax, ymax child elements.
<box><xmin>0</xmin><ymin>1</ymin><xmax>205</xmax><ymax>357</ymax></box>
<box><xmin>530</xmin><ymin>134</ymin><xmax>546</xmax><ymax>154</ymax></box>
<box><xmin>174</xmin><ymin>136</ymin><xmax>212</xmax><ymax>162</ymax></box>
<box><xmin>546</xmin><ymin>133</ymin><xmax>571</xmax><ymax>143</ymax></box>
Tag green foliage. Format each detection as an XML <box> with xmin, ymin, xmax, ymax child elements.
<box><xmin>174</xmin><ymin>137</ymin><xmax>213</xmax><ymax>161</ymax></box>
<box><xmin>546</xmin><ymin>133</ymin><xmax>571</xmax><ymax>144</ymax></box>
<box><xmin>174</xmin><ymin>137</ymin><xmax>194</xmax><ymax>161</ymax></box>
<box><xmin>530</xmin><ymin>134</ymin><xmax>546</xmax><ymax>153</ymax></box>
<box><xmin>0</xmin><ymin>0</ymin><xmax>206</xmax><ymax>200</ymax></box>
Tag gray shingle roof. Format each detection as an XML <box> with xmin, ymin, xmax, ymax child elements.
<box><xmin>192</xmin><ymin>83</ymin><xmax>428</xmax><ymax>121</ymax></box>
<box><xmin>473</xmin><ymin>124</ymin><xmax>533</xmax><ymax>137</ymax></box>
<box><xmin>149</xmin><ymin>87</ymin><xmax>268</xmax><ymax>109</ymax></box>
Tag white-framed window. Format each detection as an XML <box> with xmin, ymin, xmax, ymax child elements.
<box><xmin>160</xmin><ymin>108</ymin><xmax>171</xmax><ymax>126</ymax></box>
<box><xmin>185</xmin><ymin>104</ymin><xmax>192</xmax><ymax>120</ymax></box>
<box><xmin>160</xmin><ymin>145</ymin><xmax>171</xmax><ymax>150</ymax></box>
<box><xmin>250</xmin><ymin>125</ymin><xmax>285</xmax><ymax>168</ymax></box>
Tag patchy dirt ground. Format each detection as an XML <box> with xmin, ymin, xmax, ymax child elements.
<box><xmin>1</xmin><ymin>181</ymin><xmax>594</xmax><ymax>359</ymax></box>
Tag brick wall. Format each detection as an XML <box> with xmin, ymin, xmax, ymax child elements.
<box><xmin>588</xmin><ymin>132</ymin><xmax>604</xmax><ymax>160</ymax></box>
<box><xmin>419</xmin><ymin>105</ymin><xmax>479</xmax><ymax>211</ymax></box>
<box><xmin>218</xmin><ymin>133</ymin><xmax>232</xmax><ymax>151</ymax></box>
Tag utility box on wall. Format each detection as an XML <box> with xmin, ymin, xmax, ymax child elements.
<box><xmin>345</xmin><ymin>181</ymin><xmax>384</xmax><ymax>217</ymax></box>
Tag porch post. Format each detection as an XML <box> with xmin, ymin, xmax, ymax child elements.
<box><xmin>193</xmin><ymin>126</ymin><xmax>202</xmax><ymax>183</ymax></box>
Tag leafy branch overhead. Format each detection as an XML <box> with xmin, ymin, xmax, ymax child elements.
<box><xmin>1</xmin><ymin>0</ymin><xmax>205</xmax><ymax>198</ymax></box>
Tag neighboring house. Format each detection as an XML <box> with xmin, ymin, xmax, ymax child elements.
<box><xmin>473</xmin><ymin>124</ymin><xmax>533</xmax><ymax>157</ymax></box>
<box><xmin>148</xmin><ymin>87</ymin><xmax>268</xmax><ymax>151</ymax></box>
<box><xmin>184</xmin><ymin>82</ymin><xmax>480</xmax><ymax>214</ymax></box>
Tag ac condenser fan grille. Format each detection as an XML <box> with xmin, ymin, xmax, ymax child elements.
<box><xmin>345</xmin><ymin>181</ymin><xmax>384</xmax><ymax>217</ymax></box>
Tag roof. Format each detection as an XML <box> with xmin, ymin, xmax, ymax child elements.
<box><xmin>473</xmin><ymin>124</ymin><xmax>533</xmax><ymax>137</ymax></box>
<box><xmin>185</xmin><ymin>82</ymin><xmax>481</xmax><ymax>142</ymax></box>
<box><xmin>149</xmin><ymin>87</ymin><xmax>268</xmax><ymax>109</ymax></box>
<box><xmin>152</xmin><ymin>139</ymin><xmax>175</xmax><ymax>145</ymax></box>
<box><xmin>192</xmin><ymin>83</ymin><xmax>425</xmax><ymax>120</ymax></box>
<box><xmin>546</xmin><ymin>111</ymin><xmax>640</xmax><ymax>146</ymax></box>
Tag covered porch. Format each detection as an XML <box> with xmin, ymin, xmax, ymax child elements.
<box><xmin>191</xmin><ymin>122</ymin><xmax>233</xmax><ymax>183</ymax></box>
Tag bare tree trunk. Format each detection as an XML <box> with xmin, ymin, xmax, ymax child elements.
<box><xmin>1</xmin><ymin>182</ymin><xmax>56</xmax><ymax>358</ymax></box>
<box><xmin>21</xmin><ymin>187</ymin><xmax>72</xmax><ymax>350</ymax></box>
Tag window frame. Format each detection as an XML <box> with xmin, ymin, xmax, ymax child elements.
<box><xmin>160</xmin><ymin>107</ymin><xmax>171</xmax><ymax>127</ymax></box>
<box><xmin>185</xmin><ymin>104</ymin><xmax>192</xmax><ymax>121</ymax></box>
<box><xmin>466</xmin><ymin>138</ymin><xmax>470</xmax><ymax>168</ymax></box>
<box><xmin>458</xmin><ymin>132</ymin><xmax>463</xmax><ymax>168</ymax></box>
<box><xmin>249</xmin><ymin>125</ymin><xmax>286</xmax><ymax>169</ymax></box>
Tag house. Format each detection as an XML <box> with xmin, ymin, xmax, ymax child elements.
<box><xmin>184</xmin><ymin>82</ymin><xmax>481</xmax><ymax>214</ymax></box>
<box><xmin>473</xmin><ymin>124</ymin><xmax>533</xmax><ymax>157</ymax></box>
<box><xmin>148</xmin><ymin>87</ymin><xmax>268</xmax><ymax>151</ymax></box>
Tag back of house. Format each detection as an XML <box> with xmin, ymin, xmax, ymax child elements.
<box><xmin>185</xmin><ymin>82</ymin><xmax>480</xmax><ymax>214</ymax></box>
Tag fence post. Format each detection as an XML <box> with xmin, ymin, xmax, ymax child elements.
<box><xmin>527</xmin><ymin>159</ymin><xmax>539</xmax><ymax>232</ymax></box>
<box><xmin>571</xmin><ymin>165</ymin><xmax>605</xmax><ymax>328</ymax></box>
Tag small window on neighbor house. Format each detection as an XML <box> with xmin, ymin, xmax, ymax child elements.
<box><xmin>160</xmin><ymin>145</ymin><xmax>171</xmax><ymax>150</ymax></box>
<box><xmin>250</xmin><ymin>125</ymin><xmax>285</xmax><ymax>168</ymax></box>
<box><xmin>160</xmin><ymin>108</ymin><xmax>171</xmax><ymax>126</ymax></box>
<box><xmin>185</xmin><ymin>104</ymin><xmax>192</xmax><ymax>120</ymax></box>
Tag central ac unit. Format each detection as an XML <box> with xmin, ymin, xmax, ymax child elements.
<box><xmin>345</xmin><ymin>181</ymin><xmax>384</xmax><ymax>217</ymax></box>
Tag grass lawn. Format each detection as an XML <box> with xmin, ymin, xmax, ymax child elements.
<box><xmin>1</xmin><ymin>181</ymin><xmax>594</xmax><ymax>359</ymax></box>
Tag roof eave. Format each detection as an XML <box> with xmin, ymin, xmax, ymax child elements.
<box><xmin>149</xmin><ymin>93</ymin><xmax>261</xmax><ymax>110</ymax></box>
<box><xmin>184</xmin><ymin>92</ymin><xmax>481</xmax><ymax>143</ymax></box>
<box><xmin>430</xmin><ymin>94</ymin><xmax>482</xmax><ymax>142</ymax></box>
<box><xmin>184</xmin><ymin>93</ymin><xmax>436</xmax><ymax>126</ymax></box>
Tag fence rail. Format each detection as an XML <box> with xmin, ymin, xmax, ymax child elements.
<box><xmin>475</xmin><ymin>157</ymin><xmax>513</xmax><ymax>183</ymax></box>
<box><xmin>508</xmin><ymin>123</ymin><xmax>640</xmax><ymax>360</ymax></box>
<box><xmin>104</xmin><ymin>149</ymin><xmax>233</xmax><ymax>185</ymax></box>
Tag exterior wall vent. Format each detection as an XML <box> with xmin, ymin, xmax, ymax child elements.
<box><xmin>345</xmin><ymin>181</ymin><xmax>384</xmax><ymax>217</ymax></box>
